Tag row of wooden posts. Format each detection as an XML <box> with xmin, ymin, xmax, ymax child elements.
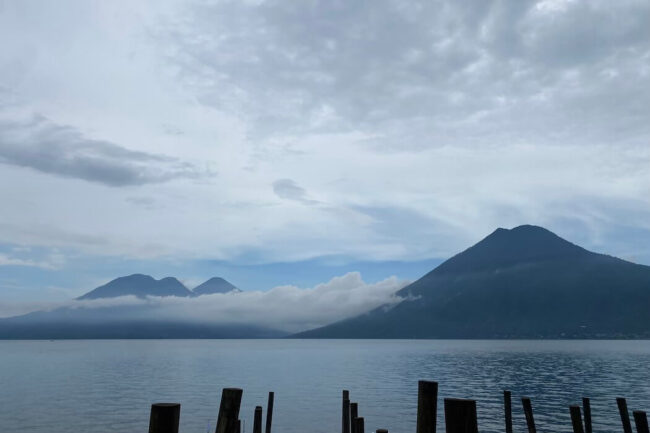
<box><xmin>147</xmin><ymin>380</ymin><xmax>650</xmax><ymax>433</ymax></box>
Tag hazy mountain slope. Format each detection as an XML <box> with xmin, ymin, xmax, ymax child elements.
<box><xmin>294</xmin><ymin>225</ymin><xmax>650</xmax><ymax>338</ymax></box>
<box><xmin>192</xmin><ymin>277</ymin><xmax>239</xmax><ymax>296</ymax></box>
<box><xmin>77</xmin><ymin>274</ymin><xmax>192</xmax><ymax>300</ymax></box>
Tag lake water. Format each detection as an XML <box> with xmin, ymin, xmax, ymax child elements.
<box><xmin>1</xmin><ymin>340</ymin><xmax>650</xmax><ymax>433</ymax></box>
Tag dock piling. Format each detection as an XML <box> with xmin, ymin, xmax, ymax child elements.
<box><xmin>582</xmin><ymin>398</ymin><xmax>592</xmax><ymax>433</ymax></box>
<box><xmin>570</xmin><ymin>405</ymin><xmax>585</xmax><ymax>433</ymax></box>
<box><xmin>343</xmin><ymin>391</ymin><xmax>351</xmax><ymax>433</ymax></box>
<box><xmin>444</xmin><ymin>398</ymin><xmax>478</xmax><ymax>433</ymax></box>
<box><xmin>504</xmin><ymin>391</ymin><xmax>512</xmax><ymax>433</ymax></box>
<box><xmin>521</xmin><ymin>397</ymin><xmax>537</xmax><ymax>433</ymax></box>
<box><xmin>617</xmin><ymin>398</ymin><xmax>633</xmax><ymax>433</ymax></box>
<box><xmin>351</xmin><ymin>403</ymin><xmax>359</xmax><ymax>433</ymax></box>
<box><xmin>634</xmin><ymin>411</ymin><xmax>650</xmax><ymax>433</ymax></box>
<box><xmin>253</xmin><ymin>406</ymin><xmax>262</xmax><ymax>433</ymax></box>
<box><xmin>354</xmin><ymin>417</ymin><xmax>365</xmax><ymax>433</ymax></box>
<box><xmin>215</xmin><ymin>388</ymin><xmax>243</xmax><ymax>433</ymax></box>
<box><xmin>417</xmin><ymin>380</ymin><xmax>438</xmax><ymax>433</ymax></box>
<box><xmin>265</xmin><ymin>392</ymin><xmax>274</xmax><ymax>433</ymax></box>
<box><xmin>148</xmin><ymin>403</ymin><xmax>180</xmax><ymax>433</ymax></box>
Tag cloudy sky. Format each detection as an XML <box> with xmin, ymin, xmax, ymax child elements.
<box><xmin>1</xmin><ymin>0</ymin><xmax>650</xmax><ymax>305</ymax></box>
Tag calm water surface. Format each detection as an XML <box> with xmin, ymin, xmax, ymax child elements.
<box><xmin>1</xmin><ymin>340</ymin><xmax>650</xmax><ymax>433</ymax></box>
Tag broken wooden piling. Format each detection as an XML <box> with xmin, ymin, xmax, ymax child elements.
<box><xmin>343</xmin><ymin>390</ymin><xmax>351</xmax><ymax>433</ymax></box>
<box><xmin>351</xmin><ymin>402</ymin><xmax>359</xmax><ymax>433</ymax></box>
<box><xmin>417</xmin><ymin>380</ymin><xmax>438</xmax><ymax>433</ymax></box>
<box><xmin>148</xmin><ymin>403</ymin><xmax>180</xmax><ymax>433</ymax></box>
<box><xmin>504</xmin><ymin>391</ymin><xmax>512</xmax><ymax>433</ymax></box>
<box><xmin>253</xmin><ymin>406</ymin><xmax>262</xmax><ymax>433</ymax></box>
<box><xmin>521</xmin><ymin>397</ymin><xmax>537</xmax><ymax>433</ymax></box>
<box><xmin>216</xmin><ymin>388</ymin><xmax>243</xmax><ymax>433</ymax></box>
<box><xmin>582</xmin><ymin>397</ymin><xmax>592</xmax><ymax>433</ymax></box>
<box><xmin>265</xmin><ymin>392</ymin><xmax>274</xmax><ymax>433</ymax></box>
<box><xmin>353</xmin><ymin>417</ymin><xmax>365</xmax><ymax>433</ymax></box>
<box><xmin>634</xmin><ymin>411</ymin><xmax>650</xmax><ymax>433</ymax></box>
<box><xmin>444</xmin><ymin>398</ymin><xmax>478</xmax><ymax>433</ymax></box>
<box><xmin>569</xmin><ymin>405</ymin><xmax>585</xmax><ymax>433</ymax></box>
<box><xmin>617</xmin><ymin>397</ymin><xmax>633</xmax><ymax>433</ymax></box>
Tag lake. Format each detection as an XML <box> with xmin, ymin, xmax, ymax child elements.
<box><xmin>1</xmin><ymin>340</ymin><xmax>650</xmax><ymax>433</ymax></box>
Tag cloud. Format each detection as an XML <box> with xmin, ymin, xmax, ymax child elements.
<box><xmin>0</xmin><ymin>114</ymin><xmax>211</xmax><ymax>186</ymax></box>
<box><xmin>0</xmin><ymin>272</ymin><xmax>409</xmax><ymax>332</ymax></box>
<box><xmin>0</xmin><ymin>251</ymin><xmax>65</xmax><ymax>270</ymax></box>
<box><xmin>272</xmin><ymin>179</ymin><xmax>318</xmax><ymax>205</ymax></box>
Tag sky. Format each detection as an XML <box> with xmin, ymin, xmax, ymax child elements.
<box><xmin>1</xmin><ymin>0</ymin><xmax>650</xmax><ymax>308</ymax></box>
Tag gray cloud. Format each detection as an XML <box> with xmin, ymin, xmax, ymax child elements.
<box><xmin>0</xmin><ymin>114</ymin><xmax>210</xmax><ymax>186</ymax></box>
<box><xmin>163</xmin><ymin>0</ymin><xmax>650</xmax><ymax>149</ymax></box>
<box><xmin>272</xmin><ymin>179</ymin><xmax>319</xmax><ymax>205</ymax></box>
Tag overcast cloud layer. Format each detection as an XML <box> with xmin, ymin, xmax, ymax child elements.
<box><xmin>1</xmin><ymin>0</ymin><xmax>650</xmax><ymax>302</ymax></box>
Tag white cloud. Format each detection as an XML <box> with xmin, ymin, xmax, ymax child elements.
<box><xmin>0</xmin><ymin>272</ymin><xmax>410</xmax><ymax>332</ymax></box>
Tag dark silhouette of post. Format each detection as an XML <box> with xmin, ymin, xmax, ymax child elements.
<box><xmin>216</xmin><ymin>388</ymin><xmax>243</xmax><ymax>433</ymax></box>
<box><xmin>417</xmin><ymin>380</ymin><xmax>438</xmax><ymax>433</ymax></box>
<box><xmin>444</xmin><ymin>398</ymin><xmax>478</xmax><ymax>433</ymax></box>
<box><xmin>351</xmin><ymin>403</ymin><xmax>359</xmax><ymax>433</ymax></box>
<box><xmin>521</xmin><ymin>397</ymin><xmax>536</xmax><ymax>433</ymax></box>
<box><xmin>149</xmin><ymin>403</ymin><xmax>180</xmax><ymax>433</ymax></box>
<box><xmin>237</xmin><ymin>420</ymin><xmax>241</xmax><ymax>433</ymax></box>
<box><xmin>343</xmin><ymin>390</ymin><xmax>350</xmax><ymax>433</ymax></box>
<box><xmin>617</xmin><ymin>398</ymin><xmax>633</xmax><ymax>433</ymax></box>
<box><xmin>570</xmin><ymin>405</ymin><xmax>585</xmax><ymax>433</ymax></box>
<box><xmin>377</xmin><ymin>430</ymin><xmax>388</xmax><ymax>433</ymax></box>
<box><xmin>634</xmin><ymin>411</ymin><xmax>650</xmax><ymax>433</ymax></box>
<box><xmin>354</xmin><ymin>417</ymin><xmax>365</xmax><ymax>433</ymax></box>
<box><xmin>582</xmin><ymin>398</ymin><xmax>592</xmax><ymax>433</ymax></box>
<box><xmin>265</xmin><ymin>392</ymin><xmax>274</xmax><ymax>433</ymax></box>
<box><xmin>504</xmin><ymin>391</ymin><xmax>513</xmax><ymax>433</ymax></box>
<box><xmin>253</xmin><ymin>406</ymin><xmax>263</xmax><ymax>433</ymax></box>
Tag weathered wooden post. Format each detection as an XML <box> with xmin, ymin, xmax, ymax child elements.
<box><xmin>617</xmin><ymin>398</ymin><xmax>633</xmax><ymax>433</ymax></box>
<box><xmin>417</xmin><ymin>380</ymin><xmax>438</xmax><ymax>433</ymax></box>
<box><xmin>149</xmin><ymin>403</ymin><xmax>181</xmax><ymax>433</ymax></box>
<box><xmin>521</xmin><ymin>397</ymin><xmax>537</xmax><ymax>433</ymax></box>
<box><xmin>634</xmin><ymin>411</ymin><xmax>650</xmax><ymax>433</ymax></box>
<box><xmin>354</xmin><ymin>417</ymin><xmax>365</xmax><ymax>433</ymax></box>
<box><xmin>444</xmin><ymin>398</ymin><xmax>478</xmax><ymax>433</ymax></box>
<box><xmin>343</xmin><ymin>390</ymin><xmax>351</xmax><ymax>433</ymax></box>
<box><xmin>570</xmin><ymin>405</ymin><xmax>585</xmax><ymax>433</ymax></box>
<box><xmin>376</xmin><ymin>429</ymin><xmax>388</xmax><ymax>433</ymax></box>
<box><xmin>351</xmin><ymin>403</ymin><xmax>359</xmax><ymax>433</ymax></box>
<box><xmin>216</xmin><ymin>388</ymin><xmax>243</xmax><ymax>433</ymax></box>
<box><xmin>504</xmin><ymin>391</ymin><xmax>513</xmax><ymax>433</ymax></box>
<box><xmin>265</xmin><ymin>392</ymin><xmax>274</xmax><ymax>433</ymax></box>
<box><xmin>253</xmin><ymin>406</ymin><xmax>263</xmax><ymax>433</ymax></box>
<box><xmin>582</xmin><ymin>398</ymin><xmax>592</xmax><ymax>433</ymax></box>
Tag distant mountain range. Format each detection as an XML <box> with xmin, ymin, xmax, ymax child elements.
<box><xmin>294</xmin><ymin>225</ymin><xmax>650</xmax><ymax>339</ymax></box>
<box><xmin>77</xmin><ymin>274</ymin><xmax>240</xmax><ymax>300</ymax></box>
<box><xmin>3</xmin><ymin>224</ymin><xmax>650</xmax><ymax>339</ymax></box>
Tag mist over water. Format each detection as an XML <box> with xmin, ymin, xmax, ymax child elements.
<box><xmin>1</xmin><ymin>340</ymin><xmax>650</xmax><ymax>433</ymax></box>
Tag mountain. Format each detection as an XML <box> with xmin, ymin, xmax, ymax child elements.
<box><xmin>192</xmin><ymin>277</ymin><xmax>239</xmax><ymax>296</ymax></box>
<box><xmin>294</xmin><ymin>225</ymin><xmax>650</xmax><ymax>339</ymax></box>
<box><xmin>77</xmin><ymin>274</ymin><xmax>192</xmax><ymax>300</ymax></box>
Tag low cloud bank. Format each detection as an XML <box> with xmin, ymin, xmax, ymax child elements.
<box><xmin>0</xmin><ymin>272</ymin><xmax>410</xmax><ymax>333</ymax></box>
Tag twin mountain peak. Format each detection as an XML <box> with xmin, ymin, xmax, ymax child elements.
<box><xmin>76</xmin><ymin>275</ymin><xmax>240</xmax><ymax>300</ymax></box>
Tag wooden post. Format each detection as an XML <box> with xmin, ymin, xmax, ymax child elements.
<box><xmin>417</xmin><ymin>380</ymin><xmax>438</xmax><ymax>433</ymax></box>
<box><xmin>354</xmin><ymin>417</ymin><xmax>365</xmax><ymax>433</ymax></box>
<box><xmin>444</xmin><ymin>398</ymin><xmax>478</xmax><ymax>433</ymax></box>
<box><xmin>504</xmin><ymin>391</ymin><xmax>513</xmax><ymax>433</ymax></box>
<box><xmin>617</xmin><ymin>398</ymin><xmax>633</xmax><ymax>433</ymax></box>
<box><xmin>582</xmin><ymin>398</ymin><xmax>592</xmax><ymax>433</ymax></box>
<box><xmin>237</xmin><ymin>420</ymin><xmax>241</xmax><ymax>433</ymax></box>
<box><xmin>376</xmin><ymin>430</ymin><xmax>388</xmax><ymax>433</ymax></box>
<box><xmin>253</xmin><ymin>406</ymin><xmax>263</xmax><ymax>433</ymax></box>
<box><xmin>343</xmin><ymin>390</ymin><xmax>350</xmax><ymax>433</ymax></box>
<box><xmin>149</xmin><ymin>403</ymin><xmax>181</xmax><ymax>433</ymax></box>
<box><xmin>521</xmin><ymin>397</ymin><xmax>537</xmax><ymax>433</ymax></box>
<box><xmin>570</xmin><ymin>405</ymin><xmax>585</xmax><ymax>433</ymax></box>
<box><xmin>265</xmin><ymin>392</ymin><xmax>274</xmax><ymax>433</ymax></box>
<box><xmin>634</xmin><ymin>411</ymin><xmax>650</xmax><ymax>433</ymax></box>
<box><xmin>216</xmin><ymin>388</ymin><xmax>243</xmax><ymax>433</ymax></box>
<box><xmin>351</xmin><ymin>403</ymin><xmax>359</xmax><ymax>433</ymax></box>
